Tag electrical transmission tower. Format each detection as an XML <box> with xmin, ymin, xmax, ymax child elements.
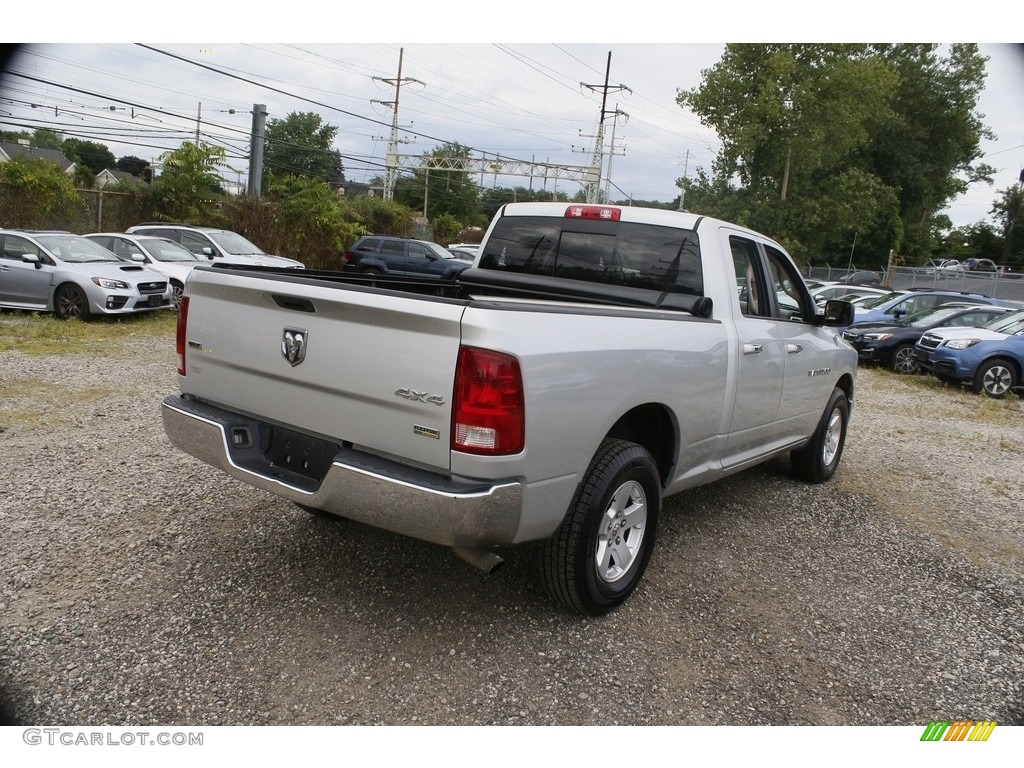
<box><xmin>373</xmin><ymin>47</ymin><xmax>423</xmax><ymax>200</ymax></box>
<box><xmin>579</xmin><ymin>51</ymin><xmax>630</xmax><ymax>203</ymax></box>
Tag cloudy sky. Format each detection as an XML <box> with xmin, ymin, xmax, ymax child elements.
<box><xmin>2</xmin><ymin>12</ymin><xmax>1021</xmax><ymax>231</ymax></box>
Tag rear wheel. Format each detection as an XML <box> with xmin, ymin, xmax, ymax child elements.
<box><xmin>791</xmin><ymin>387</ymin><xmax>849</xmax><ymax>483</ymax></box>
<box><xmin>890</xmin><ymin>343</ymin><xmax>919</xmax><ymax>374</ymax></box>
<box><xmin>542</xmin><ymin>439</ymin><xmax>660</xmax><ymax>616</ymax></box>
<box><xmin>973</xmin><ymin>358</ymin><xmax>1017</xmax><ymax>398</ymax></box>
<box><xmin>54</xmin><ymin>284</ymin><xmax>90</xmax><ymax>320</ymax></box>
<box><xmin>359</xmin><ymin>267</ymin><xmax>383</xmax><ymax>276</ymax></box>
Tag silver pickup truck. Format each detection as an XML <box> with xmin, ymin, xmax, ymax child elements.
<box><xmin>162</xmin><ymin>202</ymin><xmax>857</xmax><ymax>615</ymax></box>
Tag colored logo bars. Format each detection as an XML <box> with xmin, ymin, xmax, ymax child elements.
<box><xmin>920</xmin><ymin>720</ymin><xmax>997</xmax><ymax>742</ymax></box>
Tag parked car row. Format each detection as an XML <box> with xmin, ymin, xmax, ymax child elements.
<box><xmin>840</xmin><ymin>279</ymin><xmax>1024</xmax><ymax>398</ymax></box>
<box><xmin>843</xmin><ymin>303</ymin><xmax>1015</xmax><ymax>374</ymax></box>
<box><xmin>1</xmin><ymin>223</ymin><xmax>308</xmax><ymax>321</ymax></box>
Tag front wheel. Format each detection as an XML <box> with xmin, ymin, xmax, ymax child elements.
<box><xmin>791</xmin><ymin>387</ymin><xmax>849</xmax><ymax>483</ymax></box>
<box><xmin>973</xmin><ymin>358</ymin><xmax>1018</xmax><ymax>398</ymax></box>
<box><xmin>54</xmin><ymin>284</ymin><xmax>91</xmax><ymax>321</ymax></box>
<box><xmin>170</xmin><ymin>281</ymin><xmax>185</xmax><ymax>311</ymax></box>
<box><xmin>890</xmin><ymin>343</ymin><xmax>919</xmax><ymax>374</ymax></box>
<box><xmin>542</xmin><ymin>439</ymin><xmax>661</xmax><ymax>616</ymax></box>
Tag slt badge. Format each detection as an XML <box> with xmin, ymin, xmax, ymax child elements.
<box><xmin>282</xmin><ymin>328</ymin><xmax>308</xmax><ymax>367</ymax></box>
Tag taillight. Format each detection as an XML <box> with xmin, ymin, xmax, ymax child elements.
<box><xmin>342</xmin><ymin>251</ymin><xmax>353</xmax><ymax>264</ymax></box>
<box><xmin>565</xmin><ymin>205</ymin><xmax>621</xmax><ymax>221</ymax></box>
<box><xmin>176</xmin><ymin>296</ymin><xmax>189</xmax><ymax>375</ymax></box>
<box><xmin>452</xmin><ymin>346</ymin><xmax>525</xmax><ymax>455</ymax></box>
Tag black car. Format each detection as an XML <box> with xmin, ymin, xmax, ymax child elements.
<box><xmin>342</xmin><ymin>236</ymin><xmax>471</xmax><ymax>280</ymax></box>
<box><xmin>842</xmin><ymin>303</ymin><xmax>1014</xmax><ymax>374</ymax></box>
<box><xmin>836</xmin><ymin>270</ymin><xmax>883</xmax><ymax>287</ymax></box>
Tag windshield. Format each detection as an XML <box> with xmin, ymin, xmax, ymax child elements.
<box><xmin>145</xmin><ymin>239</ymin><xmax>201</xmax><ymax>262</ymax></box>
<box><xmin>208</xmin><ymin>231</ymin><xmax>265</xmax><ymax>255</ymax></box>
<box><xmin>859</xmin><ymin>291</ymin><xmax>905</xmax><ymax>309</ymax></box>
<box><xmin>424</xmin><ymin>242</ymin><xmax>453</xmax><ymax>260</ymax></box>
<box><xmin>901</xmin><ymin>305</ymin><xmax>966</xmax><ymax>328</ymax></box>
<box><xmin>37</xmin><ymin>235</ymin><xmax>121</xmax><ymax>263</ymax></box>
<box><xmin>984</xmin><ymin>310</ymin><xmax>1024</xmax><ymax>333</ymax></box>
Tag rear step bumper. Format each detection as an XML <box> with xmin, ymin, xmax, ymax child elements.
<box><xmin>162</xmin><ymin>394</ymin><xmax>523</xmax><ymax>547</ymax></box>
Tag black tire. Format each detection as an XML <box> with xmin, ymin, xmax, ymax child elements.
<box><xmin>542</xmin><ymin>438</ymin><xmax>660</xmax><ymax>616</ymax></box>
<box><xmin>791</xmin><ymin>387</ymin><xmax>849</xmax><ymax>483</ymax></box>
<box><xmin>890</xmin><ymin>343</ymin><xmax>919</xmax><ymax>375</ymax></box>
<box><xmin>359</xmin><ymin>267</ymin><xmax>383</xmax><ymax>276</ymax></box>
<box><xmin>54</xmin><ymin>284</ymin><xmax>90</xmax><ymax>321</ymax></box>
<box><xmin>973</xmin><ymin>358</ymin><xmax>1018</xmax><ymax>399</ymax></box>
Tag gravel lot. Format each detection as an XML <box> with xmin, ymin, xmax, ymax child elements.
<box><xmin>0</xmin><ymin>329</ymin><xmax>1022</xmax><ymax>726</ymax></box>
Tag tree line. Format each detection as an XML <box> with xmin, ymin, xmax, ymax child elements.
<box><xmin>2</xmin><ymin>43</ymin><xmax>1021</xmax><ymax>271</ymax></box>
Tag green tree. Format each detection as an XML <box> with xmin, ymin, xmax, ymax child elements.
<box><xmin>677</xmin><ymin>44</ymin><xmax>991</xmax><ymax>265</ymax></box>
<box><xmin>150</xmin><ymin>141</ymin><xmax>227</xmax><ymax>222</ymax></box>
<box><xmin>116</xmin><ymin>155</ymin><xmax>150</xmax><ymax>178</ymax></box>
<box><xmin>263</xmin><ymin>112</ymin><xmax>345</xmax><ymax>185</ymax></box>
<box><xmin>0</xmin><ymin>154</ymin><xmax>79</xmax><ymax>228</ymax></box>
<box><xmin>263</xmin><ymin>175</ymin><xmax>363</xmax><ymax>268</ymax></box>
<box><xmin>62</xmin><ymin>138</ymin><xmax>116</xmax><ymax>174</ymax></box>
<box><xmin>30</xmin><ymin>128</ymin><xmax>64</xmax><ymax>149</ymax></box>
<box><xmin>991</xmin><ymin>184</ymin><xmax>1024</xmax><ymax>269</ymax></box>
<box><xmin>395</xmin><ymin>142</ymin><xmax>481</xmax><ymax>223</ymax></box>
<box><xmin>345</xmin><ymin>194</ymin><xmax>416</xmax><ymax>238</ymax></box>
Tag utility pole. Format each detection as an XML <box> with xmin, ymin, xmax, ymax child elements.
<box><xmin>247</xmin><ymin>103</ymin><xmax>267</xmax><ymax>198</ymax></box>
<box><xmin>374</xmin><ymin>48</ymin><xmax>423</xmax><ymax>201</ymax></box>
<box><xmin>195</xmin><ymin>102</ymin><xmax>201</xmax><ymax>144</ymax></box>
<box><xmin>580</xmin><ymin>51</ymin><xmax>631</xmax><ymax>203</ymax></box>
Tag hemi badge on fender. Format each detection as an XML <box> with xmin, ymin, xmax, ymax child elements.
<box><xmin>414</xmin><ymin>425</ymin><xmax>441</xmax><ymax>440</ymax></box>
<box><xmin>808</xmin><ymin>367</ymin><xmax>832</xmax><ymax>377</ymax></box>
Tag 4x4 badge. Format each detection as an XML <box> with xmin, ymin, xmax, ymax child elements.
<box><xmin>282</xmin><ymin>328</ymin><xmax>308</xmax><ymax>367</ymax></box>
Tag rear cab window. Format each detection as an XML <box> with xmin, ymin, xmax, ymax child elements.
<box><xmin>478</xmin><ymin>215</ymin><xmax>703</xmax><ymax>298</ymax></box>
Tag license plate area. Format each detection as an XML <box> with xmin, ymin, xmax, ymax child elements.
<box><xmin>225</xmin><ymin>418</ymin><xmax>341</xmax><ymax>492</ymax></box>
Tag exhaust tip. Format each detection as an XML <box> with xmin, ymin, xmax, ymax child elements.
<box><xmin>453</xmin><ymin>546</ymin><xmax>505</xmax><ymax>575</ymax></box>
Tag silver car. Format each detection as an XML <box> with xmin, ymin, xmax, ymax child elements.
<box><xmin>85</xmin><ymin>233</ymin><xmax>202</xmax><ymax>310</ymax></box>
<box><xmin>0</xmin><ymin>230</ymin><xmax>173</xmax><ymax>320</ymax></box>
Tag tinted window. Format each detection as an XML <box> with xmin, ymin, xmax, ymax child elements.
<box><xmin>180</xmin><ymin>231</ymin><xmax>212</xmax><ymax>255</ymax></box>
<box><xmin>380</xmin><ymin>240</ymin><xmax>405</xmax><ymax>256</ymax></box>
<box><xmin>479</xmin><ymin>215</ymin><xmax>703</xmax><ymax>296</ymax></box>
<box><xmin>2</xmin><ymin>235</ymin><xmax>40</xmax><ymax>261</ymax></box>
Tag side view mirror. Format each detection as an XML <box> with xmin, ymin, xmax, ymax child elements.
<box><xmin>201</xmin><ymin>246</ymin><xmax>216</xmax><ymax>259</ymax></box>
<box><xmin>131</xmin><ymin>253</ymin><xmax>146</xmax><ymax>263</ymax></box>
<box><xmin>820</xmin><ymin>299</ymin><xmax>854</xmax><ymax>327</ymax></box>
<box><xmin>20</xmin><ymin>253</ymin><xmax>41</xmax><ymax>268</ymax></box>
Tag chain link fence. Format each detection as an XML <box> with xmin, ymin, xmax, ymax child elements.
<box><xmin>807</xmin><ymin>263</ymin><xmax>1024</xmax><ymax>307</ymax></box>
<box><xmin>0</xmin><ymin>184</ymin><xmax>154</xmax><ymax>234</ymax></box>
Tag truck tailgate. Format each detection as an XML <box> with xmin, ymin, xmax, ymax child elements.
<box><xmin>180</xmin><ymin>268</ymin><xmax>465</xmax><ymax>472</ymax></box>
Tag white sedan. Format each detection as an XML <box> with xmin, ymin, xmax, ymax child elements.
<box><xmin>85</xmin><ymin>233</ymin><xmax>204</xmax><ymax>309</ymax></box>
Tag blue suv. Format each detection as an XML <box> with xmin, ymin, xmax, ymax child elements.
<box><xmin>342</xmin><ymin>236</ymin><xmax>471</xmax><ymax>280</ymax></box>
<box><xmin>852</xmin><ymin>288</ymin><xmax>1003</xmax><ymax>325</ymax></box>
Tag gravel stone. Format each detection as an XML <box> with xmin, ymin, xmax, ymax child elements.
<box><xmin>0</xmin><ymin>334</ymin><xmax>1021</xmax><ymax>725</ymax></box>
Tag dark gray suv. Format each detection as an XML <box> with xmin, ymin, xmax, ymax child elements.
<box><xmin>342</xmin><ymin>236</ymin><xmax>471</xmax><ymax>279</ymax></box>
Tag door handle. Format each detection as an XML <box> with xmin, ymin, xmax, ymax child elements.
<box><xmin>786</xmin><ymin>343</ymin><xmax>804</xmax><ymax>354</ymax></box>
<box><xmin>743</xmin><ymin>344</ymin><xmax>763</xmax><ymax>355</ymax></box>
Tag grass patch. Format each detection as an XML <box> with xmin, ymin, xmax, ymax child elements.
<box><xmin>0</xmin><ymin>309</ymin><xmax>177</xmax><ymax>355</ymax></box>
<box><xmin>0</xmin><ymin>378</ymin><xmax>121</xmax><ymax>429</ymax></box>
<box><xmin>861</xmin><ymin>367</ymin><xmax>1022</xmax><ymax>424</ymax></box>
